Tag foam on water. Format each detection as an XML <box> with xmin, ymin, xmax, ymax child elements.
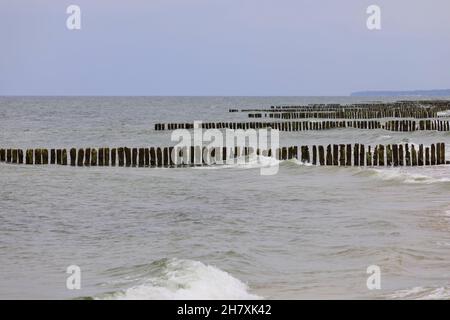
<box><xmin>193</xmin><ymin>155</ymin><xmax>282</xmax><ymax>170</ymax></box>
<box><xmin>192</xmin><ymin>154</ymin><xmax>319</xmax><ymax>171</ymax></box>
<box><xmin>97</xmin><ymin>258</ymin><xmax>261</xmax><ymax>300</ymax></box>
<box><xmin>437</xmin><ymin>110</ymin><xmax>450</xmax><ymax>117</ymax></box>
<box><xmin>386</xmin><ymin>286</ymin><xmax>450</xmax><ymax>300</ymax></box>
<box><xmin>361</xmin><ymin>168</ymin><xmax>450</xmax><ymax>184</ymax></box>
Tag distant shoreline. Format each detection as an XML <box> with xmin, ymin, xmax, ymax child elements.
<box><xmin>351</xmin><ymin>89</ymin><xmax>450</xmax><ymax>97</ymax></box>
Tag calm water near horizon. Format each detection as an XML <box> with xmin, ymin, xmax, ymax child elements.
<box><xmin>1</xmin><ymin>96</ymin><xmax>450</xmax><ymax>299</ymax></box>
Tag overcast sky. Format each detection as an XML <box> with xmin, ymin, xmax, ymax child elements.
<box><xmin>1</xmin><ymin>0</ymin><xmax>449</xmax><ymax>96</ymax></box>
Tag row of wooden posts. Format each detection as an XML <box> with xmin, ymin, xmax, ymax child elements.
<box><xmin>154</xmin><ymin>120</ymin><xmax>450</xmax><ymax>132</ymax></box>
<box><xmin>247</xmin><ymin>110</ymin><xmax>445</xmax><ymax>119</ymax></box>
<box><xmin>0</xmin><ymin>143</ymin><xmax>447</xmax><ymax>167</ymax></box>
<box><xmin>241</xmin><ymin>100</ymin><xmax>450</xmax><ymax>109</ymax></box>
<box><xmin>238</xmin><ymin>100</ymin><xmax>450</xmax><ymax>115</ymax></box>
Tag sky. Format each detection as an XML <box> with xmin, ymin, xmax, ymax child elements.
<box><xmin>1</xmin><ymin>0</ymin><xmax>449</xmax><ymax>96</ymax></box>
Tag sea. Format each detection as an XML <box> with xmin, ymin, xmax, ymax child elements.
<box><xmin>0</xmin><ymin>96</ymin><xmax>449</xmax><ymax>300</ymax></box>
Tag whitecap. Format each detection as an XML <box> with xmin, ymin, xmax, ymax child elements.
<box><xmin>363</xmin><ymin>168</ymin><xmax>450</xmax><ymax>184</ymax></box>
<box><xmin>386</xmin><ymin>286</ymin><xmax>450</xmax><ymax>300</ymax></box>
<box><xmin>98</xmin><ymin>258</ymin><xmax>261</xmax><ymax>300</ymax></box>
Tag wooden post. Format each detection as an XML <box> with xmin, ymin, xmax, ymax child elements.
<box><xmin>366</xmin><ymin>146</ymin><xmax>372</xmax><ymax>166</ymax></box>
<box><xmin>42</xmin><ymin>149</ymin><xmax>48</xmax><ymax>164</ymax></box>
<box><xmin>132</xmin><ymin>148</ymin><xmax>138</xmax><ymax>167</ymax></box>
<box><xmin>360</xmin><ymin>144</ymin><xmax>365</xmax><ymax>166</ymax></box>
<box><xmin>138</xmin><ymin>148</ymin><xmax>145</xmax><ymax>167</ymax></box>
<box><xmin>26</xmin><ymin>149</ymin><xmax>33</xmax><ymax>164</ymax></box>
<box><xmin>339</xmin><ymin>144</ymin><xmax>345</xmax><ymax>166</ymax></box>
<box><xmin>411</xmin><ymin>145</ymin><xmax>417</xmax><ymax>166</ymax></box>
<box><xmin>346</xmin><ymin>144</ymin><xmax>351</xmax><ymax>166</ymax></box>
<box><xmin>125</xmin><ymin>147</ymin><xmax>131</xmax><ymax>167</ymax></box>
<box><xmin>77</xmin><ymin>149</ymin><xmax>84</xmax><ymax>166</ymax></box>
<box><xmin>439</xmin><ymin>143</ymin><xmax>445</xmax><ymax>165</ymax></box>
<box><xmin>431</xmin><ymin>144</ymin><xmax>436</xmax><ymax>165</ymax></box>
<box><xmin>98</xmin><ymin>148</ymin><xmax>104</xmax><ymax>166</ymax></box>
<box><xmin>150</xmin><ymin>147</ymin><xmax>156</xmax><ymax>167</ymax></box>
<box><xmin>319</xmin><ymin>145</ymin><xmax>325</xmax><ymax>165</ymax></box>
<box><xmin>398</xmin><ymin>144</ymin><xmax>404</xmax><ymax>166</ymax></box>
<box><xmin>62</xmin><ymin>149</ymin><xmax>67</xmax><ymax>165</ymax></box>
<box><xmin>354</xmin><ymin>144</ymin><xmax>359</xmax><ymax>166</ymax></box>
<box><xmin>35</xmin><ymin>149</ymin><xmax>42</xmax><ymax>165</ymax></box>
<box><xmin>287</xmin><ymin>146</ymin><xmax>293</xmax><ymax>160</ymax></box>
<box><xmin>82</xmin><ymin>148</ymin><xmax>89</xmax><ymax>166</ymax></box>
<box><xmin>301</xmin><ymin>146</ymin><xmax>310</xmax><ymax>163</ymax></box>
<box><xmin>378</xmin><ymin>145</ymin><xmax>385</xmax><ymax>166</ymax></box>
<box><xmin>392</xmin><ymin>144</ymin><xmax>398</xmax><ymax>166</ymax></box>
<box><xmin>6</xmin><ymin>149</ymin><xmax>11</xmax><ymax>163</ymax></box>
<box><xmin>111</xmin><ymin>148</ymin><xmax>117</xmax><ymax>166</ymax></box>
<box><xmin>405</xmin><ymin>144</ymin><xmax>411</xmax><ymax>166</ymax></box>
<box><xmin>436</xmin><ymin>143</ymin><xmax>441</xmax><ymax>165</ymax></box>
<box><xmin>163</xmin><ymin>147</ymin><xmax>169</xmax><ymax>167</ymax></box>
<box><xmin>70</xmin><ymin>148</ymin><xmax>77</xmax><ymax>166</ymax></box>
<box><xmin>12</xmin><ymin>149</ymin><xmax>18</xmax><ymax>163</ymax></box>
<box><xmin>0</xmin><ymin>149</ymin><xmax>5</xmax><ymax>162</ymax></box>
<box><xmin>425</xmin><ymin>147</ymin><xmax>430</xmax><ymax>165</ymax></box>
<box><xmin>144</xmin><ymin>148</ymin><xmax>149</xmax><ymax>167</ymax></box>
<box><xmin>18</xmin><ymin>149</ymin><xmax>24</xmax><ymax>164</ymax></box>
<box><xmin>333</xmin><ymin>144</ymin><xmax>338</xmax><ymax>166</ymax></box>
<box><xmin>179</xmin><ymin>146</ymin><xmax>188</xmax><ymax>166</ymax></box>
<box><xmin>57</xmin><ymin>149</ymin><xmax>62</xmax><ymax>164</ymax></box>
<box><xmin>156</xmin><ymin>147</ymin><xmax>163</xmax><ymax>167</ymax></box>
<box><xmin>104</xmin><ymin>148</ymin><xmax>110</xmax><ymax>166</ymax></box>
<box><xmin>386</xmin><ymin>145</ymin><xmax>392</xmax><ymax>166</ymax></box>
<box><xmin>91</xmin><ymin>149</ymin><xmax>97</xmax><ymax>166</ymax></box>
<box><xmin>312</xmin><ymin>145</ymin><xmax>317</xmax><ymax>165</ymax></box>
<box><xmin>282</xmin><ymin>147</ymin><xmax>287</xmax><ymax>160</ymax></box>
<box><xmin>222</xmin><ymin>147</ymin><xmax>228</xmax><ymax>163</ymax></box>
<box><xmin>189</xmin><ymin>146</ymin><xmax>195</xmax><ymax>165</ymax></box>
<box><xmin>326</xmin><ymin>145</ymin><xmax>332</xmax><ymax>165</ymax></box>
<box><xmin>51</xmin><ymin>149</ymin><xmax>56</xmax><ymax>164</ymax></box>
<box><xmin>118</xmin><ymin>147</ymin><xmax>124</xmax><ymax>166</ymax></box>
<box><xmin>373</xmin><ymin>146</ymin><xmax>378</xmax><ymax>166</ymax></box>
<box><xmin>418</xmin><ymin>144</ymin><xmax>424</xmax><ymax>166</ymax></box>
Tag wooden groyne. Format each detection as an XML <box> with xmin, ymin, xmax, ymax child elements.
<box><xmin>248</xmin><ymin>110</ymin><xmax>447</xmax><ymax>119</ymax></box>
<box><xmin>0</xmin><ymin>143</ymin><xmax>447</xmax><ymax>167</ymax></box>
<box><xmin>235</xmin><ymin>100</ymin><xmax>450</xmax><ymax>119</ymax></box>
<box><xmin>154</xmin><ymin>119</ymin><xmax>450</xmax><ymax>132</ymax></box>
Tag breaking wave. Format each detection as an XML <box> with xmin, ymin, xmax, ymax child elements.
<box><xmin>193</xmin><ymin>154</ymin><xmax>312</xmax><ymax>170</ymax></box>
<box><xmin>94</xmin><ymin>258</ymin><xmax>261</xmax><ymax>300</ymax></box>
<box><xmin>357</xmin><ymin>168</ymin><xmax>450</xmax><ymax>184</ymax></box>
<box><xmin>385</xmin><ymin>286</ymin><xmax>450</xmax><ymax>300</ymax></box>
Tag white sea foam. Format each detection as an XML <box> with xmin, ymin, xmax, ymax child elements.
<box><xmin>99</xmin><ymin>259</ymin><xmax>261</xmax><ymax>300</ymax></box>
<box><xmin>290</xmin><ymin>158</ymin><xmax>313</xmax><ymax>166</ymax></box>
<box><xmin>437</xmin><ymin>110</ymin><xmax>450</xmax><ymax>117</ymax></box>
<box><xmin>365</xmin><ymin>168</ymin><xmax>450</xmax><ymax>184</ymax></box>
<box><xmin>193</xmin><ymin>155</ymin><xmax>280</xmax><ymax>170</ymax></box>
<box><xmin>386</xmin><ymin>286</ymin><xmax>450</xmax><ymax>300</ymax></box>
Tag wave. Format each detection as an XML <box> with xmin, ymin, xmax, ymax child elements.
<box><xmin>193</xmin><ymin>155</ymin><xmax>311</xmax><ymax>170</ymax></box>
<box><xmin>385</xmin><ymin>286</ymin><xmax>450</xmax><ymax>300</ymax></box>
<box><xmin>357</xmin><ymin>168</ymin><xmax>450</xmax><ymax>184</ymax></box>
<box><xmin>95</xmin><ymin>258</ymin><xmax>261</xmax><ymax>300</ymax></box>
<box><xmin>437</xmin><ymin>110</ymin><xmax>450</xmax><ymax>117</ymax></box>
